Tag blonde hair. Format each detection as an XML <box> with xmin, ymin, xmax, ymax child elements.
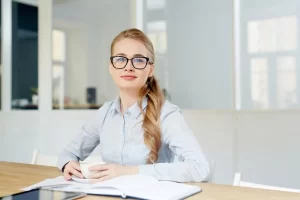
<box><xmin>111</xmin><ymin>28</ymin><xmax>165</xmax><ymax>163</ymax></box>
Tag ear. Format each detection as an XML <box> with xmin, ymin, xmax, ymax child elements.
<box><xmin>149</xmin><ymin>64</ymin><xmax>154</xmax><ymax>77</ymax></box>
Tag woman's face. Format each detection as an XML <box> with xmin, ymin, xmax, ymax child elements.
<box><xmin>109</xmin><ymin>38</ymin><xmax>154</xmax><ymax>92</ymax></box>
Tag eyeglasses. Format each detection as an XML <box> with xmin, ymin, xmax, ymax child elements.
<box><xmin>110</xmin><ymin>56</ymin><xmax>152</xmax><ymax>70</ymax></box>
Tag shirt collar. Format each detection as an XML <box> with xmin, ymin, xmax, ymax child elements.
<box><xmin>110</xmin><ymin>95</ymin><xmax>148</xmax><ymax>118</ymax></box>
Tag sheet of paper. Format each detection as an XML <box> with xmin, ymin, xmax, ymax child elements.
<box><xmin>92</xmin><ymin>175</ymin><xmax>201</xmax><ymax>200</ymax></box>
<box><xmin>21</xmin><ymin>176</ymin><xmax>125</xmax><ymax>197</ymax></box>
<box><xmin>21</xmin><ymin>175</ymin><xmax>201</xmax><ymax>200</ymax></box>
<box><xmin>91</xmin><ymin>175</ymin><xmax>201</xmax><ymax>200</ymax></box>
<box><xmin>21</xmin><ymin>176</ymin><xmax>75</xmax><ymax>191</ymax></box>
<box><xmin>49</xmin><ymin>184</ymin><xmax>125</xmax><ymax>198</ymax></box>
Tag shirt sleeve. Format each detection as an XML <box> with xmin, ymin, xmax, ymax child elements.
<box><xmin>57</xmin><ymin>102</ymin><xmax>112</xmax><ymax>171</ymax></box>
<box><xmin>138</xmin><ymin>106</ymin><xmax>209</xmax><ymax>183</ymax></box>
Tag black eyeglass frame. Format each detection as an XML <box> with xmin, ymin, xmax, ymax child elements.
<box><xmin>110</xmin><ymin>56</ymin><xmax>153</xmax><ymax>70</ymax></box>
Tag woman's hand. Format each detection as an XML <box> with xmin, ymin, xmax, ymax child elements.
<box><xmin>89</xmin><ymin>163</ymin><xmax>138</xmax><ymax>182</ymax></box>
<box><xmin>63</xmin><ymin>160</ymin><xmax>83</xmax><ymax>180</ymax></box>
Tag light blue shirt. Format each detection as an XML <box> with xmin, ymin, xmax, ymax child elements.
<box><xmin>57</xmin><ymin>96</ymin><xmax>209</xmax><ymax>182</ymax></box>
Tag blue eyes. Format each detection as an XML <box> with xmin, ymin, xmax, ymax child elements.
<box><xmin>116</xmin><ymin>57</ymin><xmax>126</xmax><ymax>62</ymax></box>
<box><xmin>133</xmin><ymin>58</ymin><xmax>145</xmax><ymax>63</ymax></box>
<box><xmin>114</xmin><ymin>57</ymin><xmax>146</xmax><ymax>63</ymax></box>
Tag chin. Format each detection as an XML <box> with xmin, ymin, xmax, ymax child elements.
<box><xmin>119</xmin><ymin>86</ymin><xmax>139</xmax><ymax>90</ymax></box>
<box><xmin>118</xmin><ymin>84</ymin><xmax>142</xmax><ymax>91</ymax></box>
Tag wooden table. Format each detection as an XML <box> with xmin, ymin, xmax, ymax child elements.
<box><xmin>0</xmin><ymin>162</ymin><xmax>299</xmax><ymax>200</ymax></box>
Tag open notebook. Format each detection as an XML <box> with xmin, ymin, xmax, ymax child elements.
<box><xmin>22</xmin><ymin>175</ymin><xmax>201</xmax><ymax>200</ymax></box>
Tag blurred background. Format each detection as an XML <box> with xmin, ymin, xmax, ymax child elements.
<box><xmin>0</xmin><ymin>0</ymin><xmax>299</xmax><ymax>189</ymax></box>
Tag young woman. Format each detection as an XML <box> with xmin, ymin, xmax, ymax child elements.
<box><xmin>57</xmin><ymin>28</ymin><xmax>209</xmax><ymax>183</ymax></box>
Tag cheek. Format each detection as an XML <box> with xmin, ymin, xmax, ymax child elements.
<box><xmin>137</xmin><ymin>72</ymin><xmax>149</xmax><ymax>85</ymax></box>
<box><xmin>110</xmin><ymin>68</ymin><xmax>121</xmax><ymax>83</ymax></box>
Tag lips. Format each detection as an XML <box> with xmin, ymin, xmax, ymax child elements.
<box><xmin>121</xmin><ymin>75</ymin><xmax>137</xmax><ymax>80</ymax></box>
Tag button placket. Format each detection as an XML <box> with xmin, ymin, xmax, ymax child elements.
<box><xmin>121</xmin><ymin>112</ymin><xmax>130</xmax><ymax>165</ymax></box>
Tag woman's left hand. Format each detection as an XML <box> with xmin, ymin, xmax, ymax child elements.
<box><xmin>89</xmin><ymin>164</ymin><xmax>138</xmax><ymax>182</ymax></box>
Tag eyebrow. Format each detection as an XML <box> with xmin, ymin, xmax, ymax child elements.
<box><xmin>115</xmin><ymin>53</ymin><xmax>147</xmax><ymax>57</ymax></box>
<box><xmin>115</xmin><ymin>53</ymin><xmax>127</xmax><ymax>56</ymax></box>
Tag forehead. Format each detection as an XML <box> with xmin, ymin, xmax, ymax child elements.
<box><xmin>113</xmin><ymin>38</ymin><xmax>148</xmax><ymax>57</ymax></box>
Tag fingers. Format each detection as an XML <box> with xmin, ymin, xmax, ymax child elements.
<box><xmin>64</xmin><ymin>173</ymin><xmax>71</xmax><ymax>181</ymax></box>
<box><xmin>90</xmin><ymin>170</ymin><xmax>109</xmax><ymax>179</ymax></box>
<box><xmin>70</xmin><ymin>168</ymin><xmax>83</xmax><ymax>178</ymax></box>
<box><xmin>71</xmin><ymin>162</ymin><xmax>81</xmax><ymax>172</ymax></box>
<box><xmin>63</xmin><ymin>161</ymin><xmax>83</xmax><ymax>179</ymax></box>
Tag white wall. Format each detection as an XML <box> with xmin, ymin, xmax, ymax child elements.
<box><xmin>166</xmin><ymin>0</ymin><xmax>234</xmax><ymax>109</ymax></box>
<box><xmin>183</xmin><ymin>111</ymin><xmax>236</xmax><ymax>184</ymax></box>
<box><xmin>236</xmin><ymin>111</ymin><xmax>300</xmax><ymax>188</ymax></box>
<box><xmin>1</xmin><ymin>110</ymin><xmax>300</xmax><ymax>188</ymax></box>
<box><xmin>0</xmin><ymin>111</ymin><xmax>90</xmax><ymax>163</ymax></box>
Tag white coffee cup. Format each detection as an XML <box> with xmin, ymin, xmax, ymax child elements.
<box><xmin>79</xmin><ymin>161</ymin><xmax>106</xmax><ymax>179</ymax></box>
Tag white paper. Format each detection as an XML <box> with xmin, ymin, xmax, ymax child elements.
<box><xmin>21</xmin><ymin>176</ymin><xmax>75</xmax><ymax>191</ymax></box>
<box><xmin>21</xmin><ymin>175</ymin><xmax>201</xmax><ymax>200</ymax></box>
<box><xmin>95</xmin><ymin>175</ymin><xmax>201</xmax><ymax>200</ymax></box>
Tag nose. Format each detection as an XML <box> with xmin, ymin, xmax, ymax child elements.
<box><xmin>124</xmin><ymin>59</ymin><xmax>135</xmax><ymax>71</ymax></box>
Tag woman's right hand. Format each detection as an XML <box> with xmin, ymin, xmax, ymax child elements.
<box><xmin>63</xmin><ymin>160</ymin><xmax>83</xmax><ymax>180</ymax></box>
